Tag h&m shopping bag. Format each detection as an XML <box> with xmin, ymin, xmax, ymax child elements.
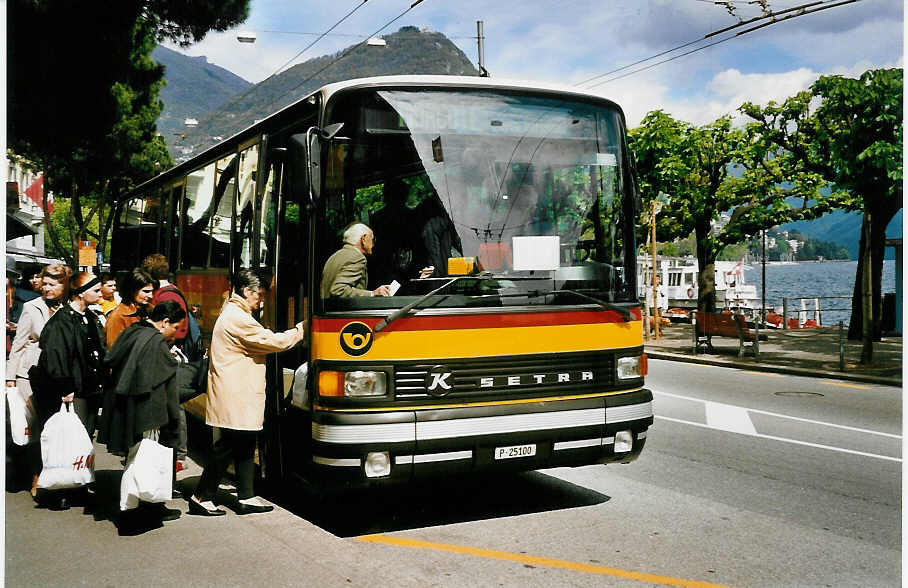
<box><xmin>37</xmin><ymin>403</ymin><xmax>95</xmax><ymax>489</ymax></box>
<box><xmin>119</xmin><ymin>437</ymin><xmax>173</xmax><ymax>510</ymax></box>
<box><xmin>6</xmin><ymin>385</ymin><xmax>35</xmax><ymax>446</ymax></box>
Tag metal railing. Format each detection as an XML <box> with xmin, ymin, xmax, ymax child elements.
<box><xmin>780</xmin><ymin>296</ymin><xmax>851</xmax><ymax>329</ymax></box>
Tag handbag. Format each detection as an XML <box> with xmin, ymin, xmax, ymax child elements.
<box><xmin>6</xmin><ymin>385</ymin><xmax>34</xmax><ymax>446</ymax></box>
<box><xmin>175</xmin><ymin>357</ymin><xmax>208</xmax><ymax>403</ymax></box>
<box><xmin>37</xmin><ymin>403</ymin><xmax>95</xmax><ymax>490</ymax></box>
<box><xmin>119</xmin><ymin>437</ymin><xmax>173</xmax><ymax>510</ymax></box>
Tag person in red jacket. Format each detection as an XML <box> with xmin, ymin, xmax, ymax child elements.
<box><xmin>141</xmin><ymin>254</ymin><xmax>193</xmax><ymax>472</ymax></box>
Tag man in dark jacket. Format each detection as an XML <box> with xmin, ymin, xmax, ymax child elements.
<box><xmin>99</xmin><ymin>300</ymin><xmax>185</xmax><ymax>531</ymax></box>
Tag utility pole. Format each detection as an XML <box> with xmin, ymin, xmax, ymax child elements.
<box><xmin>477</xmin><ymin>21</ymin><xmax>489</xmax><ymax>77</ymax></box>
<box><xmin>651</xmin><ymin>200</ymin><xmax>661</xmax><ymax>339</ymax></box>
<box><xmin>761</xmin><ymin>229</ymin><xmax>766</xmax><ymax>323</ymax></box>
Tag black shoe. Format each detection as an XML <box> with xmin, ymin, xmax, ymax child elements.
<box><xmin>234</xmin><ymin>501</ymin><xmax>274</xmax><ymax>515</ymax></box>
<box><xmin>157</xmin><ymin>505</ymin><xmax>182</xmax><ymax>522</ymax></box>
<box><xmin>171</xmin><ymin>488</ymin><xmax>183</xmax><ymax>500</ymax></box>
<box><xmin>187</xmin><ymin>496</ymin><xmax>225</xmax><ymax>517</ymax></box>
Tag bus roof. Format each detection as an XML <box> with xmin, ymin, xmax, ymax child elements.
<box><xmin>129</xmin><ymin>75</ymin><xmax>624</xmax><ymax>197</ymax></box>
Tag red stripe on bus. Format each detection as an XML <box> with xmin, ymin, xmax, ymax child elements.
<box><xmin>313</xmin><ymin>308</ymin><xmax>640</xmax><ymax>332</ymax></box>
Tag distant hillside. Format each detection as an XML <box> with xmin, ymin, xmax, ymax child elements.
<box><xmin>176</xmin><ymin>27</ymin><xmax>478</xmax><ymax>159</ymax></box>
<box><xmin>152</xmin><ymin>46</ymin><xmax>251</xmax><ymax>155</ymax></box>
<box><xmin>780</xmin><ymin>209</ymin><xmax>902</xmax><ymax>259</ymax></box>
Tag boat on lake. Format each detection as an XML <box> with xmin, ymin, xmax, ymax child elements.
<box><xmin>636</xmin><ymin>256</ymin><xmax>758</xmax><ymax>310</ymax></box>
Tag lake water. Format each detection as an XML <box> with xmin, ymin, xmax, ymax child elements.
<box><xmin>741</xmin><ymin>260</ymin><xmax>897</xmax><ymax>326</ymax></box>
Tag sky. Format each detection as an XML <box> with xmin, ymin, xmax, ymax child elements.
<box><xmin>165</xmin><ymin>0</ymin><xmax>904</xmax><ymax>126</ymax></box>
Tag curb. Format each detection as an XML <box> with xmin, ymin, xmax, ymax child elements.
<box><xmin>645</xmin><ymin>350</ymin><xmax>902</xmax><ymax>387</ymax></box>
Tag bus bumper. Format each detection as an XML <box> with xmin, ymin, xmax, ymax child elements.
<box><xmin>309</xmin><ymin>389</ymin><xmax>653</xmax><ymax>486</ymax></box>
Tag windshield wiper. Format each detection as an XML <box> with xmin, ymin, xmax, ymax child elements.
<box><xmin>537</xmin><ymin>289</ymin><xmax>633</xmax><ymax>320</ymax></box>
<box><xmin>374</xmin><ymin>276</ymin><xmax>472</xmax><ymax>333</ymax></box>
<box><xmin>525</xmin><ymin>289</ymin><xmax>634</xmax><ymax>321</ymax></box>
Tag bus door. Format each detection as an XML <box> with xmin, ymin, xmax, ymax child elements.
<box><xmin>257</xmin><ymin>143</ymin><xmax>311</xmax><ymax>484</ymax></box>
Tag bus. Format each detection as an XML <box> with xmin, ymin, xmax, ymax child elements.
<box><xmin>112</xmin><ymin>75</ymin><xmax>653</xmax><ymax>489</ymax></box>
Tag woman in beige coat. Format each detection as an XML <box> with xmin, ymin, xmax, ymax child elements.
<box><xmin>189</xmin><ymin>268</ymin><xmax>304</xmax><ymax>516</ymax></box>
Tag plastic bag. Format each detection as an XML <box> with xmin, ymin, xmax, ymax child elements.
<box><xmin>119</xmin><ymin>437</ymin><xmax>173</xmax><ymax>510</ymax></box>
<box><xmin>6</xmin><ymin>385</ymin><xmax>35</xmax><ymax>446</ymax></box>
<box><xmin>38</xmin><ymin>403</ymin><xmax>95</xmax><ymax>489</ymax></box>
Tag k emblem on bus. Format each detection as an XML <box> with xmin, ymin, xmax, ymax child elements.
<box><xmin>339</xmin><ymin>322</ymin><xmax>374</xmax><ymax>357</ymax></box>
<box><xmin>426</xmin><ymin>365</ymin><xmax>453</xmax><ymax>397</ymax></box>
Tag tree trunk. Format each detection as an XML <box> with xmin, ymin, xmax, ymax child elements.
<box><xmin>848</xmin><ymin>205</ymin><xmax>898</xmax><ymax>341</ymax></box>
<box><xmin>860</xmin><ymin>215</ymin><xmax>873</xmax><ymax>364</ymax></box>
<box><xmin>696</xmin><ymin>225</ymin><xmax>716</xmax><ymax>313</ymax></box>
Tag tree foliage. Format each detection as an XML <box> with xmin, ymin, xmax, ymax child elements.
<box><xmin>8</xmin><ymin>0</ymin><xmax>249</xmax><ymax>265</ymax></box>
<box><xmin>742</xmin><ymin>68</ymin><xmax>903</xmax><ymax>350</ymax></box>
<box><xmin>629</xmin><ymin>111</ymin><xmax>830</xmax><ymax>311</ymax></box>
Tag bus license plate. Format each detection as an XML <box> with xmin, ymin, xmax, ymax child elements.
<box><xmin>494</xmin><ymin>444</ymin><xmax>536</xmax><ymax>460</ymax></box>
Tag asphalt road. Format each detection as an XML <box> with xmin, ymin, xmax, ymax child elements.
<box><xmin>5</xmin><ymin>359</ymin><xmax>901</xmax><ymax>587</ymax></box>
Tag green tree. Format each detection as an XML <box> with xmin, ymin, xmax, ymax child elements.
<box><xmin>742</xmin><ymin>68</ymin><xmax>903</xmax><ymax>360</ymax></box>
<box><xmin>8</xmin><ymin>0</ymin><xmax>249</xmax><ymax>265</ymax></box>
<box><xmin>629</xmin><ymin>112</ymin><xmax>828</xmax><ymax>312</ymax></box>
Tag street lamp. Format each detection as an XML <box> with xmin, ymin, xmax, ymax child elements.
<box><xmin>237</xmin><ymin>31</ymin><xmax>257</xmax><ymax>43</ymax></box>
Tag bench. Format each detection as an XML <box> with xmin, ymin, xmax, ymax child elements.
<box><xmin>693</xmin><ymin>311</ymin><xmax>767</xmax><ymax>358</ymax></box>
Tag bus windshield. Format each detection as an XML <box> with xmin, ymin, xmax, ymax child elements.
<box><xmin>317</xmin><ymin>87</ymin><xmax>637</xmax><ymax>312</ymax></box>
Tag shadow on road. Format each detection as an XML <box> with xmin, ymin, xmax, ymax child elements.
<box><xmin>246</xmin><ymin>471</ymin><xmax>609</xmax><ymax>537</ymax></box>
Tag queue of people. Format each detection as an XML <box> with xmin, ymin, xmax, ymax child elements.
<box><xmin>5</xmin><ymin>257</ymin><xmax>305</xmax><ymax>533</ymax></box>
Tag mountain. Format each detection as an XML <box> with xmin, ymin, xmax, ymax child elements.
<box><xmin>779</xmin><ymin>209</ymin><xmax>902</xmax><ymax>259</ymax></box>
<box><xmin>152</xmin><ymin>46</ymin><xmax>251</xmax><ymax>154</ymax></box>
<box><xmin>174</xmin><ymin>27</ymin><xmax>478</xmax><ymax>159</ymax></box>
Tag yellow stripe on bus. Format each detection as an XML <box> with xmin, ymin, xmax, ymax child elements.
<box><xmin>313</xmin><ymin>321</ymin><xmax>643</xmax><ymax>361</ymax></box>
<box><xmin>314</xmin><ymin>388</ymin><xmax>643</xmax><ymax>412</ymax></box>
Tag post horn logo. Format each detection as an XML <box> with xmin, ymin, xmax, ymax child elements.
<box><xmin>339</xmin><ymin>322</ymin><xmax>374</xmax><ymax>357</ymax></box>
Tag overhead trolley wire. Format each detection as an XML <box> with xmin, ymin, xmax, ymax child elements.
<box><xmin>577</xmin><ymin>0</ymin><xmax>860</xmax><ymax>89</ymax></box>
<box><xmin>197</xmin><ymin>0</ymin><xmax>374</xmax><ymax>123</ymax></box>
<box><xmin>269</xmin><ymin>0</ymin><xmax>429</xmax><ymax>109</ymax></box>
<box><xmin>270</xmin><ymin>0</ymin><xmax>373</xmax><ymax>78</ymax></box>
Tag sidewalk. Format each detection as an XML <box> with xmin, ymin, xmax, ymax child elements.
<box><xmin>644</xmin><ymin>323</ymin><xmax>902</xmax><ymax>386</ymax></box>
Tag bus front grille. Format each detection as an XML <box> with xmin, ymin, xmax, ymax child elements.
<box><xmin>393</xmin><ymin>350</ymin><xmax>617</xmax><ymax>400</ymax></box>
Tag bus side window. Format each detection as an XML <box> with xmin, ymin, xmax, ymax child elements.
<box><xmin>233</xmin><ymin>145</ymin><xmax>258</xmax><ymax>272</ymax></box>
<box><xmin>181</xmin><ymin>162</ymin><xmax>217</xmax><ymax>269</ymax></box>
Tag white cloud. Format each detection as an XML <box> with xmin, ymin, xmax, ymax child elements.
<box><xmin>158</xmin><ymin>0</ymin><xmax>903</xmax><ymax>128</ymax></box>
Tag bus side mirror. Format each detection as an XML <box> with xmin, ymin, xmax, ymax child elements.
<box><xmin>296</xmin><ymin>123</ymin><xmax>345</xmax><ymax>205</ymax></box>
<box><xmin>289</xmin><ymin>133</ymin><xmax>310</xmax><ymax>205</ymax></box>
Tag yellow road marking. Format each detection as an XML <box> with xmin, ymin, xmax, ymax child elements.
<box><xmin>824</xmin><ymin>382</ymin><xmax>870</xmax><ymax>390</ymax></box>
<box><xmin>356</xmin><ymin>534</ymin><xmax>729</xmax><ymax>588</ymax></box>
<box><xmin>743</xmin><ymin>371</ymin><xmax>784</xmax><ymax>378</ymax></box>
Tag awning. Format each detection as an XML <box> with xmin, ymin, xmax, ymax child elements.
<box><xmin>6</xmin><ymin>211</ymin><xmax>38</xmax><ymax>240</ymax></box>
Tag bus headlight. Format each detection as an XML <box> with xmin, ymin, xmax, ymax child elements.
<box><xmin>344</xmin><ymin>371</ymin><xmax>387</xmax><ymax>397</ymax></box>
<box><xmin>616</xmin><ymin>355</ymin><xmax>645</xmax><ymax>379</ymax></box>
<box><xmin>365</xmin><ymin>451</ymin><xmax>391</xmax><ymax>477</ymax></box>
<box><xmin>614</xmin><ymin>430</ymin><xmax>634</xmax><ymax>452</ymax></box>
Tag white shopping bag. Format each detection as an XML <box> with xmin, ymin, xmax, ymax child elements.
<box><xmin>119</xmin><ymin>438</ymin><xmax>173</xmax><ymax>510</ymax></box>
<box><xmin>37</xmin><ymin>403</ymin><xmax>95</xmax><ymax>489</ymax></box>
<box><xmin>6</xmin><ymin>386</ymin><xmax>35</xmax><ymax>446</ymax></box>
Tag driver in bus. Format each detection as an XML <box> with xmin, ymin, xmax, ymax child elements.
<box><xmin>321</xmin><ymin>222</ymin><xmax>434</xmax><ymax>298</ymax></box>
<box><xmin>321</xmin><ymin>223</ymin><xmax>393</xmax><ymax>298</ymax></box>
